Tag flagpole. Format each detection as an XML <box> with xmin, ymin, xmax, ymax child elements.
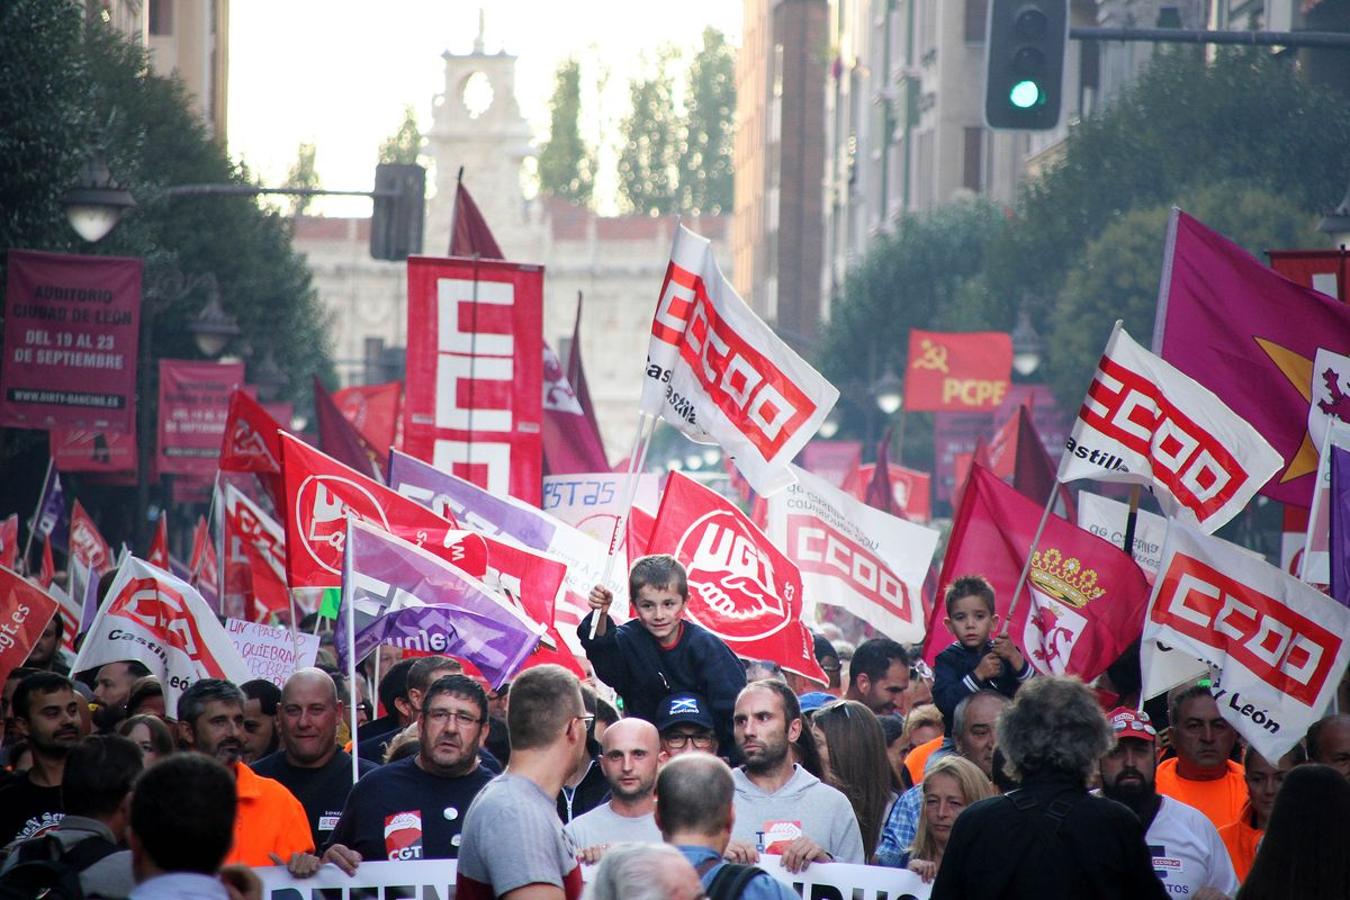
<box><xmin>21</xmin><ymin>457</ymin><xmax>55</xmax><ymax>575</ymax></box>
<box><xmin>344</xmin><ymin>564</ymin><xmax>360</xmax><ymax>788</ymax></box>
<box><xmin>1300</xmin><ymin>426</ymin><xmax>1335</xmax><ymax>582</ymax></box>
<box><xmin>1000</xmin><ymin>485</ymin><xmax>1058</xmax><ymax>636</ymax></box>
<box><xmin>587</xmin><ymin>412</ymin><xmax>657</xmax><ymax>640</ymax></box>
<box><xmin>1121</xmin><ymin>485</ymin><xmax>1141</xmax><ymax>557</ymax></box>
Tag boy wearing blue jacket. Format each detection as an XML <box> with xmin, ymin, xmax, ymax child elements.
<box><xmin>931</xmin><ymin>575</ymin><xmax>1034</xmax><ymax>734</ymax></box>
<box><xmin>579</xmin><ymin>555</ymin><xmax>746</xmax><ymax>753</ymax></box>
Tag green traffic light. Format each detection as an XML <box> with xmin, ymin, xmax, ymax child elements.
<box><xmin>1010</xmin><ymin>80</ymin><xmax>1042</xmax><ymax>109</ymax></box>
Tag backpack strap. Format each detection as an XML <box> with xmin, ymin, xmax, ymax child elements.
<box><xmin>706</xmin><ymin>863</ymin><xmax>765</xmax><ymax>900</ymax></box>
<box><xmin>59</xmin><ymin>835</ymin><xmax>120</xmax><ymax>872</ymax></box>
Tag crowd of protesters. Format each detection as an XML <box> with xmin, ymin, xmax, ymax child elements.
<box><xmin>2</xmin><ymin>558</ymin><xmax>1349</xmax><ymax>899</ymax></box>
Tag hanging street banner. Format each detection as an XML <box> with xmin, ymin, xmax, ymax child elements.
<box><xmin>157</xmin><ymin>360</ymin><xmax>245</xmax><ymax>476</ymax></box>
<box><xmin>403</xmin><ymin>256</ymin><xmax>544</xmax><ymax>506</ymax></box>
<box><xmin>1142</xmin><ymin>521</ymin><xmax>1350</xmax><ymax>762</ymax></box>
<box><xmin>542</xmin><ymin>472</ymin><xmax>660</xmax><ymax>544</ymax></box>
<box><xmin>0</xmin><ymin>249</ymin><xmax>142</xmax><ymax>431</ymax></box>
<box><xmin>904</xmin><ymin>329</ymin><xmax>1013</xmax><ymax>413</ymax></box>
<box><xmin>769</xmin><ymin>465</ymin><xmax>939</xmax><ymax>643</ymax></box>
<box><xmin>800</xmin><ymin>440</ymin><xmax>863</xmax><ymax>489</ymax></box>
<box><xmin>844</xmin><ymin>462</ymin><xmax>933</xmax><ymax>524</ymax></box>
<box><xmin>639</xmin><ymin>226</ymin><xmax>838</xmax><ymax>496</ymax></box>
<box><xmin>49</xmin><ymin>427</ymin><xmax>137</xmax><ymax>475</ymax></box>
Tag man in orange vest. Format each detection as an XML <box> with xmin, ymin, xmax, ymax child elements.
<box><xmin>1153</xmin><ymin>683</ymin><xmax>1247</xmax><ymax>831</ymax></box>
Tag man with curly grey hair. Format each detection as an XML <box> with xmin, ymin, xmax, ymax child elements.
<box><xmin>929</xmin><ymin>676</ymin><xmax>1166</xmax><ymax>899</ymax></box>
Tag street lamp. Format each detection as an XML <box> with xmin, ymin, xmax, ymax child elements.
<box><xmin>872</xmin><ymin>366</ymin><xmax>904</xmax><ymax>416</ymax></box>
<box><xmin>1012</xmin><ymin>307</ymin><xmax>1045</xmax><ymax>377</ymax></box>
<box><xmin>249</xmin><ymin>350</ymin><xmax>289</xmax><ymax>402</ymax></box>
<box><xmin>701</xmin><ymin>446</ymin><xmax>722</xmax><ymax>467</ymax></box>
<box><xmin>1319</xmin><ymin>178</ymin><xmax>1350</xmax><ymax>248</ymax></box>
<box><xmin>186</xmin><ymin>277</ymin><xmax>240</xmax><ymax>358</ymax></box>
<box><xmin>61</xmin><ymin>150</ymin><xmax>135</xmax><ymax>243</ymax></box>
<box><xmin>818</xmin><ymin>407</ymin><xmax>841</xmax><ymax>439</ymax></box>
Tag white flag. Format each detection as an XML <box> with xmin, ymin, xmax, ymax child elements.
<box><xmin>768</xmin><ymin>465</ymin><xmax>939</xmax><ymax>642</ymax></box>
<box><xmin>1141</xmin><ymin>521</ymin><xmax>1350</xmax><ymax>761</ymax></box>
<box><xmin>1058</xmin><ymin>322</ymin><xmax>1281</xmax><ymax>532</ymax></box>
<box><xmin>72</xmin><ymin>557</ymin><xmax>251</xmax><ymax>712</ymax></box>
<box><xmin>641</xmin><ymin>226</ymin><xmax>839</xmax><ymax>495</ymax></box>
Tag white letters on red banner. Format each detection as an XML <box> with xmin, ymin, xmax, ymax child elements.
<box><xmin>404</xmin><ymin>258</ymin><xmax>543</xmax><ymax>505</ymax></box>
<box><xmin>641</xmin><ymin>227</ymin><xmax>838</xmax><ymax>495</ymax></box>
<box><xmin>1059</xmin><ymin>323</ymin><xmax>1280</xmax><ymax>532</ymax></box>
<box><xmin>1142</xmin><ymin>522</ymin><xmax>1350</xmax><ymax>761</ymax></box>
<box><xmin>769</xmin><ymin>465</ymin><xmax>938</xmax><ymax>643</ymax></box>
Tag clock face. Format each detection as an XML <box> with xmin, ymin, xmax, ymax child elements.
<box><xmin>461</xmin><ymin>72</ymin><xmax>494</xmax><ymax>119</ymax></box>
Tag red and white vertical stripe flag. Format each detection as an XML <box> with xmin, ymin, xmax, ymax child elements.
<box><xmin>640</xmin><ymin>226</ymin><xmax>839</xmax><ymax>495</ymax></box>
<box><xmin>147</xmin><ymin>517</ymin><xmax>170</xmax><ymax>570</ymax></box>
<box><xmin>1058</xmin><ymin>322</ymin><xmax>1281</xmax><ymax>533</ymax></box>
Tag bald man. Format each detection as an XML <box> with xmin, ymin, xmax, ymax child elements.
<box><xmin>252</xmin><ymin>668</ymin><xmax>377</xmax><ymax>847</ymax></box>
<box><xmin>564</xmin><ymin>718</ymin><xmax>665</xmax><ymax>861</ymax></box>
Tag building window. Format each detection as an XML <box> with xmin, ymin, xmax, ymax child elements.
<box><xmin>149</xmin><ymin>0</ymin><xmax>172</xmax><ymax>36</ymax></box>
<box><xmin>964</xmin><ymin>0</ymin><xmax>988</xmax><ymax>43</ymax></box>
<box><xmin>963</xmin><ymin>127</ymin><xmax>984</xmax><ymax>193</ymax></box>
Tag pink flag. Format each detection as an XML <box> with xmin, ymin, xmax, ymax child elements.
<box><xmin>541</xmin><ymin>342</ymin><xmax>609</xmax><ymax>475</ymax></box>
<box><xmin>313</xmin><ymin>377</ymin><xmax>382</xmax><ymax>481</ymax></box>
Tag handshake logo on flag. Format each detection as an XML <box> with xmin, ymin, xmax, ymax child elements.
<box><xmin>679</xmin><ymin>512</ymin><xmax>791</xmax><ymax>641</ymax></box>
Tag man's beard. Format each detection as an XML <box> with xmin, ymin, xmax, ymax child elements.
<box><xmin>1101</xmin><ymin>770</ymin><xmax>1156</xmax><ymax>817</ymax></box>
<box><xmin>740</xmin><ymin>738</ymin><xmax>789</xmax><ymax>775</ymax></box>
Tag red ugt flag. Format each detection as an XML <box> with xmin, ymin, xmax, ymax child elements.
<box><xmin>922</xmin><ymin>464</ymin><xmax>1150</xmax><ymax>684</ymax></box>
<box><xmin>648</xmin><ymin>472</ymin><xmax>826</xmax><ymax>683</ymax></box>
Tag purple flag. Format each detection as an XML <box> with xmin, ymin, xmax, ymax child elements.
<box><xmin>337</xmin><ymin>517</ymin><xmax>541</xmax><ymax>687</ymax></box>
<box><xmin>1330</xmin><ymin>444</ymin><xmax>1350</xmax><ymax>608</ymax></box>
<box><xmin>76</xmin><ymin>559</ymin><xmax>100</xmax><ymax>637</ymax></box>
<box><xmin>34</xmin><ymin>466</ymin><xmax>69</xmax><ymax>553</ymax></box>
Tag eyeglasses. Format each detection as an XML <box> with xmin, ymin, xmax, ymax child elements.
<box><xmin>663</xmin><ymin>731</ymin><xmax>715</xmax><ymax>749</ymax></box>
<box><xmin>425</xmin><ymin>709</ymin><xmax>485</xmax><ymax>728</ymax></box>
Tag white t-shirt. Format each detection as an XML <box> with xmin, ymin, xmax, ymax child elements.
<box><xmin>1145</xmin><ymin>796</ymin><xmax>1240</xmax><ymax>897</ymax></box>
<box><xmin>564</xmin><ymin>804</ymin><xmax>662</xmax><ymax>849</ymax></box>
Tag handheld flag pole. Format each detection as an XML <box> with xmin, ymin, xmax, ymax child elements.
<box><xmin>1000</xmin><ymin>485</ymin><xmax>1057</xmax><ymax>637</ymax></box>
<box><xmin>1121</xmin><ymin>485</ymin><xmax>1142</xmax><ymax>557</ymax></box>
<box><xmin>343</xmin><ymin>519</ymin><xmax>360</xmax><ymax>787</ymax></box>
<box><xmin>588</xmin><ymin>412</ymin><xmax>657</xmax><ymax>640</ymax></box>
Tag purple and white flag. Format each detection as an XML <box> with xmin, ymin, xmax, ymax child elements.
<box><xmin>33</xmin><ymin>466</ymin><xmax>69</xmax><ymax>553</ymax></box>
<box><xmin>337</xmin><ymin>517</ymin><xmax>542</xmax><ymax>687</ymax></box>
<box><xmin>1330</xmin><ymin>444</ymin><xmax>1350</xmax><ymax>608</ymax></box>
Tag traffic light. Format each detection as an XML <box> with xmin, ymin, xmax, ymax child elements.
<box><xmin>370</xmin><ymin>163</ymin><xmax>425</xmax><ymax>261</ymax></box>
<box><xmin>984</xmin><ymin>1</ymin><xmax>1069</xmax><ymax>131</ymax></box>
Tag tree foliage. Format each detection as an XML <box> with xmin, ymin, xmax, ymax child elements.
<box><xmin>537</xmin><ymin>59</ymin><xmax>594</xmax><ymax>206</ymax></box>
<box><xmin>679</xmin><ymin>27</ymin><xmax>736</xmax><ymax>216</ymax></box>
<box><xmin>378</xmin><ymin>104</ymin><xmax>422</xmax><ymax>166</ymax></box>
<box><xmin>617</xmin><ymin>50</ymin><xmax>681</xmax><ymax>215</ymax></box>
<box><xmin>285</xmin><ymin>142</ymin><xmax>319</xmax><ymax>216</ymax></box>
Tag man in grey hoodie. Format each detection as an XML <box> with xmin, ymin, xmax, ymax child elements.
<box><xmin>724</xmin><ymin>680</ymin><xmax>865</xmax><ymax>871</ymax></box>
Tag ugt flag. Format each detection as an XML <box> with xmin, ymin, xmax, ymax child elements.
<box><xmin>337</xmin><ymin>518</ymin><xmax>542</xmax><ymax>688</ymax></box>
<box><xmin>1142</xmin><ymin>521</ymin><xmax>1350</xmax><ymax>762</ymax></box>
<box><xmin>72</xmin><ymin>557</ymin><xmax>251</xmax><ymax>712</ymax></box>
<box><xmin>1059</xmin><ymin>322</ymin><xmax>1280</xmax><ymax>533</ymax></box>
<box><xmin>648</xmin><ymin>472</ymin><xmax>827</xmax><ymax>683</ymax></box>
<box><xmin>922</xmin><ymin>464</ymin><xmax>1151</xmax><ymax>684</ymax></box>
<box><xmin>768</xmin><ymin>465</ymin><xmax>939</xmax><ymax>643</ymax></box>
<box><xmin>640</xmin><ymin>226</ymin><xmax>838</xmax><ymax>496</ymax></box>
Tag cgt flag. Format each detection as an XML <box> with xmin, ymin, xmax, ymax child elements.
<box><xmin>1142</xmin><ymin>521</ymin><xmax>1350</xmax><ymax>762</ymax></box>
<box><xmin>648</xmin><ymin>472</ymin><xmax>826</xmax><ymax>682</ymax></box>
<box><xmin>768</xmin><ymin>465</ymin><xmax>939</xmax><ymax>643</ymax></box>
<box><xmin>71</xmin><ymin>556</ymin><xmax>252</xmax><ymax>712</ymax></box>
<box><xmin>0</xmin><ymin>567</ymin><xmax>60</xmax><ymax>685</ymax></box>
<box><xmin>904</xmin><ymin>330</ymin><xmax>1012</xmax><ymax>413</ymax></box>
<box><xmin>922</xmin><ymin>464</ymin><xmax>1151</xmax><ymax>684</ymax></box>
<box><xmin>1059</xmin><ymin>322</ymin><xmax>1280</xmax><ymax>533</ymax></box>
<box><xmin>337</xmin><ymin>518</ymin><xmax>541</xmax><ymax>688</ymax></box>
<box><xmin>640</xmin><ymin>227</ymin><xmax>838</xmax><ymax>496</ymax></box>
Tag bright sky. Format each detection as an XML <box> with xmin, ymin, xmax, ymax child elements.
<box><xmin>227</xmin><ymin>1</ymin><xmax>742</xmax><ymax>216</ymax></box>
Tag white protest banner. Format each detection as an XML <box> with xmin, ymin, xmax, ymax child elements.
<box><xmin>225</xmin><ymin>618</ymin><xmax>319</xmax><ymax>688</ymax></box>
<box><xmin>1076</xmin><ymin>490</ymin><xmax>1168</xmax><ymax>581</ymax></box>
<box><xmin>1142</xmin><ymin>521</ymin><xmax>1350</xmax><ymax>760</ymax></box>
<box><xmin>1059</xmin><ymin>323</ymin><xmax>1281</xmax><ymax>533</ymax></box>
<box><xmin>254</xmin><ymin>855</ymin><xmax>932</xmax><ymax>899</ymax></box>
<box><xmin>769</xmin><ymin>464</ymin><xmax>939</xmax><ymax>643</ymax></box>
<box><xmin>72</xmin><ymin>557</ymin><xmax>251</xmax><ymax>711</ymax></box>
<box><xmin>542</xmin><ymin>472</ymin><xmax>659</xmax><ymax>544</ymax></box>
<box><xmin>641</xmin><ymin>226</ymin><xmax>839</xmax><ymax>495</ymax></box>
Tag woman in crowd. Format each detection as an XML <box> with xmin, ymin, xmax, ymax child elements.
<box><xmin>1237</xmin><ymin>763</ymin><xmax>1350</xmax><ymax>900</ymax></box>
<box><xmin>903</xmin><ymin>755</ymin><xmax>992</xmax><ymax>882</ymax></box>
<box><xmin>811</xmin><ymin>699</ymin><xmax>896</xmax><ymax>863</ymax></box>
<box><xmin>117</xmin><ymin>713</ymin><xmax>175</xmax><ymax>765</ymax></box>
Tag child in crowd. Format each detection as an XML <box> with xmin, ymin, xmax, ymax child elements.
<box><xmin>579</xmin><ymin>554</ymin><xmax>746</xmax><ymax>753</ymax></box>
<box><xmin>931</xmin><ymin>575</ymin><xmax>1034</xmax><ymax>734</ymax></box>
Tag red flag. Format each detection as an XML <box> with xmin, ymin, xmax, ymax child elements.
<box><xmin>39</xmin><ymin>535</ymin><xmax>55</xmax><ymax>588</ymax></box>
<box><xmin>449</xmin><ymin>178</ymin><xmax>504</xmax><ymax>259</ymax></box>
<box><xmin>864</xmin><ymin>430</ymin><xmax>900</xmax><ymax>517</ymax></box>
<box><xmin>566</xmin><ymin>292</ymin><xmax>605</xmax><ymax>448</ymax></box>
<box><xmin>188</xmin><ymin>516</ymin><xmax>216</xmax><ymax>585</ymax></box>
<box><xmin>313</xmin><ymin>377</ymin><xmax>382</xmax><ymax>480</ymax></box>
<box><xmin>647</xmin><ymin>472</ymin><xmax>826</xmax><ymax>683</ymax></box>
<box><xmin>0</xmin><ymin>514</ymin><xmax>18</xmax><ymax>571</ymax></box>
<box><xmin>69</xmin><ymin>500</ymin><xmax>113</xmax><ymax>575</ymax></box>
<box><xmin>541</xmin><ymin>342</ymin><xmax>610</xmax><ymax>475</ymax></box>
<box><xmin>239</xmin><ymin>535</ymin><xmax>289</xmax><ymax>622</ymax></box>
<box><xmin>626</xmin><ymin>505</ymin><xmax>656</xmax><ymax>562</ymax></box>
<box><xmin>148</xmin><ymin>517</ymin><xmax>169</xmax><ymax>570</ymax></box>
<box><xmin>904</xmin><ymin>330</ymin><xmax>1013</xmax><ymax>413</ymax></box>
<box><xmin>845</xmin><ymin>463</ymin><xmax>933</xmax><ymax>524</ymax></box>
<box><xmin>921</xmin><ymin>464</ymin><xmax>1150</xmax><ymax>684</ymax></box>
<box><xmin>985</xmin><ymin>404</ymin><xmax>1075</xmax><ymax>516</ymax></box>
<box><xmin>332</xmin><ymin>382</ymin><xmax>402</xmax><ymax>465</ymax></box>
<box><xmin>0</xmin><ymin>569</ymin><xmax>60</xmax><ymax>684</ymax></box>
<box><xmin>280</xmin><ymin>434</ymin><xmax>485</xmax><ymax>589</ymax></box>
<box><xmin>219</xmin><ymin>389</ymin><xmax>286</xmax><ymax>505</ymax></box>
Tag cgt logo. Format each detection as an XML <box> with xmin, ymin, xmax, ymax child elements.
<box><xmin>383</xmin><ymin>811</ymin><xmax>423</xmax><ymax>861</ymax></box>
<box><xmin>787</xmin><ymin>515</ymin><xmax>915</xmax><ymax>624</ymax></box>
<box><xmin>677</xmin><ymin>511</ymin><xmax>795</xmax><ymax>641</ymax></box>
<box><xmin>294</xmin><ymin>475</ymin><xmax>391</xmax><ymax>575</ymax></box>
<box><xmin>1081</xmin><ymin>356</ymin><xmax>1247</xmax><ymax>522</ymax></box>
<box><xmin>1152</xmin><ymin>554</ymin><xmax>1340</xmax><ymax>706</ymax></box>
<box><xmin>651</xmin><ymin>262</ymin><xmax>815</xmax><ymax>459</ymax></box>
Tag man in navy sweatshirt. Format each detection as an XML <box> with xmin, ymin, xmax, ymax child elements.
<box><xmin>579</xmin><ymin>555</ymin><xmax>746</xmax><ymax>753</ymax></box>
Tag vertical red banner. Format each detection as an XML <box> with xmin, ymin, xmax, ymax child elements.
<box><xmin>157</xmin><ymin>360</ymin><xmax>245</xmax><ymax>476</ymax></box>
<box><xmin>403</xmin><ymin>257</ymin><xmax>543</xmax><ymax>505</ymax></box>
<box><xmin>1</xmin><ymin>249</ymin><xmax>142</xmax><ymax>431</ymax></box>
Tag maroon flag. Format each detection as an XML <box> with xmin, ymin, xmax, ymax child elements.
<box><xmin>566</xmin><ymin>292</ymin><xmax>605</xmax><ymax>444</ymax></box>
<box><xmin>921</xmin><ymin>464</ymin><xmax>1150</xmax><ymax>684</ymax></box>
<box><xmin>449</xmin><ymin>177</ymin><xmax>504</xmax><ymax>259</ymax></box>
<box><xmin>1154</xmin><ymin>209</ymin><xmax>1350</xmax><ymax>506</ymax></box>
<box><xmin>864</xmin><ymin>430</ymin><xmax>900</xmax><ymax>517</ymax></box>
<box><xmin>332</xmin><ymin>382</ymin><xmax>402</xmax><ymax>466</ymax></box>
<box><xmin>541</xmin><ymin>342</ymin><xmax>609</xmax><ymax>475</ymax></box>
<box><xmin>39</xmin><ymin>536</ymin><xmax>54</xmax><ymax>589</ymax></box>
<box><xmin>989</xmin><ymin>404</ymin><xmax>1075</xmax><ymax>517</ymax></box>
<box><xmin>147</xmin><ymin>517</ymin><xmax>169</xmax><ymax>570</ymax></box>
<box><xmin>313</xmin><ymin>377</ymin><xmax>382</xmax><ymax>481</ymax></box>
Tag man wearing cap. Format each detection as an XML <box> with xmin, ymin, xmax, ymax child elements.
<box><xmin>657</xmin><ymin>693</ymin><xmax>720</xmax><ymax>760</ymax></box>
<box><xmin>1098</xmin><ymin>708</ymin><xmax>1238</xmax><ymax>899</ymax></box>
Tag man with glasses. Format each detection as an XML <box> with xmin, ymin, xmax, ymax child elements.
<box><xmin>295</xmin><ymin>674</ymin><xmax>494</xmax><ymax>874</ymax></box>
<box><xmin>657</xmin><ymin>693</ymin><xmax>720</xmax><ymax>760</ymax></box>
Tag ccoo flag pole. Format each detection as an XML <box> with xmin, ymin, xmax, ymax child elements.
<box><xmin>342</xmin><ymin>518</ymin><xmax>360</xmax><ymax>788</ymax></box>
